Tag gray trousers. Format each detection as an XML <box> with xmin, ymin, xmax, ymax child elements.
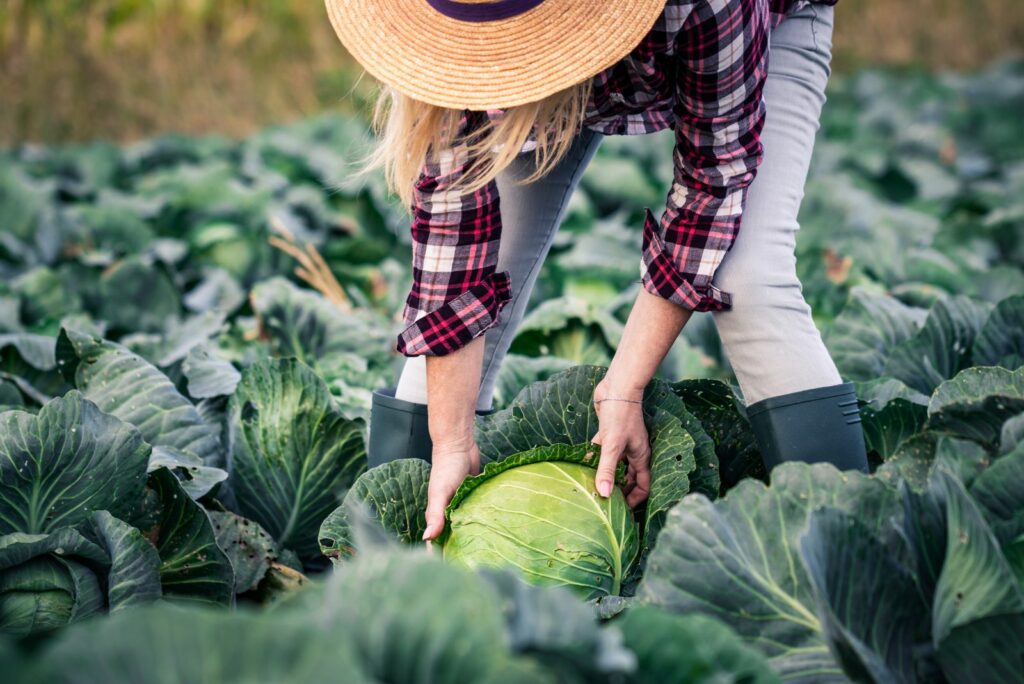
<box><xmin>397</xmin><ymin>3</ymin><xmax>841</xmax><ymax>411</ymax></box>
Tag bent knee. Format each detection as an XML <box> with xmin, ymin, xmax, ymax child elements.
<box><xmin>712</xmin><ymin>278</ymin><xmax>822</xmax><ymax>352</ymax></box>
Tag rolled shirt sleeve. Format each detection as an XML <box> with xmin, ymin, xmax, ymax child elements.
<box><xmin>640</xmin><ymin>0</ymin><xmax>770</xmax><ymax>311</ymax></box>
<box><xmin>397</xmin><ymin>111</ymin><xmax>512</xmax><ymax>357</ymax></box>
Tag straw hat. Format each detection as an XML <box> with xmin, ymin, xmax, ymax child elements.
<box><xmin>324</xmin><ymin>0</ymin><xmax>668</xmax><ymax>110</ymax></box>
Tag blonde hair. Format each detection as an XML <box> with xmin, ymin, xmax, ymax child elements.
<box><xmin>364</xmin><ymin>81</ymin><xmax>593</xmax><ymax>208</ymax></box>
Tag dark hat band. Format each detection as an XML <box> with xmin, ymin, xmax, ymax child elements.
<box><xmin>426</xmin><ymin>0</ymin><xmax>546</xmax><ymax>22</ymax></box>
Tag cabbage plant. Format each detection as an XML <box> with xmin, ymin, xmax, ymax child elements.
<box><xmin>227</xmin><ymin>358</ymin><xmax>366</xmax><ymax>564</ymax></box>
<box><xmin>320</xmin><ymin>367</ymin><xmax>712</xmax><ymax>598</ymax></box>
<box><xmin>0</xmin><ymin>389</ymin><xmax>236</xmax><ymax>634</ymax></box>
<box><xmin>0</xmin><ymin>391</ymin><xmax>164</xmax><ymax>636</ymax></box>
<box><xmin>638</xmin><ymin>458</ymin><xmax>1024</xmax><ymax>683</ymax></box>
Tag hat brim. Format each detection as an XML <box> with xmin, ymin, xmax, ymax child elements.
<box><xmin>325</xmin><ymin>0</ymin><xmax>668</xmax><ymax>110</ymax></box>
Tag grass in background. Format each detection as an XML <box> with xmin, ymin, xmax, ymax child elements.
<box><xmin>1</xmin><ymin>0</ymin><xmax>1022</xmax><ymax>145</ymax></box>
<box><xmin>831</xmin><ymin>0</ymin><xmax>1024</xmax><ymax>70</ymax></box>
<box><xmin>0</xmin><ymin>0</ymin><xmax>370</xmax><ymax>144</ymax></box>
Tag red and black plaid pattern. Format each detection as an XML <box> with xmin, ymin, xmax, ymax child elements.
<box><xmin>640</xmin><ymin>209</ymin><xmax>731</xmax><ymax>310</ymax></box>
<box><xmin>403</xmin><ymin>113</ymin><xmax>502</xmax><ymax>313</ymax></box>
<box><xmin>398</xmin><ymin>0</ymin><xmax>837</xmax><ymax>357</ymax></box>
<box><xmin>397</xmin><ymin>271</ymin><xmax>512</xmax><ymax>356</ymax></box>
<box><xmin>641</xmin><ymin>0</ymin><xmax>769</xmax><ymax>309</ymax></box>
<box><xmin>399</xmin><ymin>110</ymin><xmax>509</xmax><ymax>356</ymax></box>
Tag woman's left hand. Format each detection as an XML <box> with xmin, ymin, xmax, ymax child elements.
<box><xmin>591</xmin><ymin>378</ymin><xmax>651</xmax><ymax>508</ymax></box>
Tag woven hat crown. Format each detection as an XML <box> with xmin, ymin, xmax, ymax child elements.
<box><xmin>325</xmin><ymin>0</ymin><xmax>668</xmax><ymax>109</ymax></box>
<box><xmin>425</xmin><ymin>0</ymin><xmax>547</xmax><ymax>21</ymax></box>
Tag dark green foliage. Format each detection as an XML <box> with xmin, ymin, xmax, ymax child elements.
<box><xmin>136</xmin><ymin>469</ymin><xmax>233</xmax><ymax>606</ymax></box>
<box><xmin>638</xmin><ymin>461</ymin><xmax>1024</xmax><ymax>683</ymax></box>
<box><xmin>615</xmin><ymin>606</ymin><xmax>779</xmax><ymax>684</ymax></box>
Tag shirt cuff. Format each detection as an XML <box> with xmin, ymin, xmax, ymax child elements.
<box><xmin>396</xmin><ymin>271</ymin><xmax>512</xmax><ymax>357</ymax></box>
<box><xmin>639</xmin><ymin>209</ymin><xmax>732</xmax><ymax>312</ymax></box>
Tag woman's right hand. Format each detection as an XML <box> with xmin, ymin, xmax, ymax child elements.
<box><xmin>423</xmin><ymin>436</ymin><xmax>481</xmax><ymax>541</ymax></box>
<box><xmin>421</xmin><ymin>336</ymin><xmax>486</xmax><ymax>541</ymax></box>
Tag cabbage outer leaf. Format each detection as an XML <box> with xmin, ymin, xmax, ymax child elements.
<box><xmin>36</xmin><ymin>602</ymin><xmax>368</xmax><ymax>684</ymax></box>
<box><xmin>227</xmin><ymin>359</ymin><xmax>365</xmax><ymax>562</ymax></box>
<box><xmin>56</xmin><ymin>328</ymin><xmax>223</xmax><ymax>467</ymax></box>
<box><xmin>0</xmin><ymin>391</ymin><xmax>149</xmax><ymax>535</ymax></box>
<box><xmin>318</xmin><ymin>458</ymin><xmax>431</xmax><ymax>561</ymax></box>
<box><xmin>638</xmin><ymin>462</ymin><xmax>900</xmax><ymax>682</ymax></box>
<box><xmin>926</xmin><ymin>365</ymin><xmax>1024</xmax><ymax>450</ymax></box>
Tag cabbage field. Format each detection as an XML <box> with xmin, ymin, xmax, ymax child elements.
<box><xmin>1</xmin><ymin>61</ymin><xmax>1023</xmax><ymax>683</ymax></box>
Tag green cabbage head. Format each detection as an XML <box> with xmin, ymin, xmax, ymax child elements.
<box><xmin>0</xmin><ymin>545</ymin><xmax>104</xmax><ymax>636</ymax></box>
<box><xmin>443</xmin><ymin>445</ymin><xmax>639</xmax><ymax>599</ymax></box>
<box><xmin>0</xmin><ymin>515</ymin><xmax>160</xmax><ymax>637</ymax></box>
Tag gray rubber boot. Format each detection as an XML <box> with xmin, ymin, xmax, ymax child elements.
<box><xmin>367</xmin><ymin>389</ymin><xmax>497</xmax><ymax>469</ymax></box>
<box><xmin>367</xmin><ymin>389</ymin><xmax>433</xmax><ymax>469</ymax></box>
<box><xmin>746</xmin><ymin>382</ymin><xmax>868</xmax><ymax>473</ymax></box>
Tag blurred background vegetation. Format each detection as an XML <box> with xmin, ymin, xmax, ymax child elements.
<box><xmin>1</xmin><ymin>0</ymin><xmax>1022</xmax><ymax>145</ymax></box>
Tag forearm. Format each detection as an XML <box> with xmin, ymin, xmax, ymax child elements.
<box><xmin>425</xmin><ymin>336</ymin><xmax>485</xmax><ymax>450</ymax></box>
<box><xmin>604</xmin><ymin>288</ymin><xmax>692</xmax><ymax>394</ymax></box>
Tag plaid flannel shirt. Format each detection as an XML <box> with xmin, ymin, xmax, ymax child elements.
<box><xmin>397</xmin><ymin>0</ymin><xmax>838</xmax><ymax>357</ymax></box>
